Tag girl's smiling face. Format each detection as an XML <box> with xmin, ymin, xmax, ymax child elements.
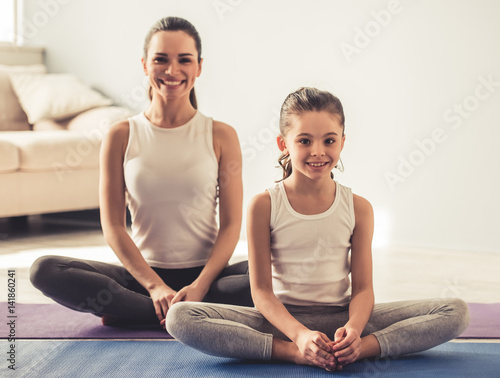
<box><xmin>278</xmin><ymin>111</ymin><xmax>345</xmax><ymax>182</ymax></box>
<box><xmin>142</xmin><ymin>30</ymin><xmax>202</xmax><ymax>101</ymax></box>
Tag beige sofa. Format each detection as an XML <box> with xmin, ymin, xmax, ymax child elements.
<box><xmin>0</xmin><ymin>47</ymin><xmax>130</xmax><ymax>218</ymax></box>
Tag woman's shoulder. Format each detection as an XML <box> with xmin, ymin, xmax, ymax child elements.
<box><xmin>102</xmin><ymin>120</ymin><xmax>130</xmax><ymax>154</ymax></box>
<box><xmin>211</xmin><ymin>120</ymin><xmax>240</xmax><ymax>162</ymax></box>
<box><xmin>106</xmin><ymin>120</ymin><xmax>130</xmax><ymax>141</ymax></box>
<box><xmin>108</xmin><ymin>119</ymin><xmax>130</xmax><ymax>133</ymax></box>
<box><xmin>212</xmin><ymin>120</ymin><xmax>239</xmax><ymax>142</ymax></box>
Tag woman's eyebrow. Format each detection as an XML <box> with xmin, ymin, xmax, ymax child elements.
<box><xmin>153</xmin><ymin>53</ymin><xmax>194</xmax><ymax>57</ymax></box>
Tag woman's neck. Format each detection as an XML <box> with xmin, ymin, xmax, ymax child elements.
<box><xmin>144</xmin><ymin>96</ymin><xmax>196</xmax><ymax>129</ymax></box>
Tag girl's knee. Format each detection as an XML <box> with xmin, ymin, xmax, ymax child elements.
<box><xmin>166</xmin><ymin>302</ymin><xmax>225</xmax><ymax>341</ymax></box>
<box><xmin>165</xmin><ymin>302</ymin><xmax>195</xmax><ymax>339</ymax></box>
<box><xmin>448</xmin><ymin>298</ymin><xmax>470</xmax><ymax>335</ymax></box>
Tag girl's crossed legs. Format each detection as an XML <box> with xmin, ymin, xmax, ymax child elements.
<box><xmin>166</xmin><ymin>298</ymin><xmax>469</xmax><ymax>360</ymax></box>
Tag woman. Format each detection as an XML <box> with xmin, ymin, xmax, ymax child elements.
<box><xmin>30</xmin><ymin>17</ymin><xmax>252</xmax><ymax>327</ymax></box>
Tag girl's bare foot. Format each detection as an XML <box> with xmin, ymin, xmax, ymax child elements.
<box><xmin>272</xmin><ymin>338</ymin><xmax>337</xmax><ymax>370</ymax></box>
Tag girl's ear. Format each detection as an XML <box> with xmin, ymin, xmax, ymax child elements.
<box><xmin>141</xmin><ymin>57</ymin><xmax>148</xmax><ymax>76</ymax></box>
<box><xmin>277</xmin><ymin>135</ymin><xmax>287</xmax><ymax>152</ymax></box>
<box><xmin>340</xmin><ymin>134</ymin><xmax>346</xmax><ymax>152</ymax></box>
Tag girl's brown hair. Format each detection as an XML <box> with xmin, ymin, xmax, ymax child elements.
<box><xmin>143</xmin><ymin>17</ymin><xmax>202</xmax><ymax>109</ymax></box>
<box><xmin>278</xmin><ymin>87</ymin><xmax>345</xmax><ymax>181</ymax></box>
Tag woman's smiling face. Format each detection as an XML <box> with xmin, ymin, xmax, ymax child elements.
<box><xmin>142</xmin><ymin>30</ymin><xmax>202</xmax><ymax>101</ymax></box>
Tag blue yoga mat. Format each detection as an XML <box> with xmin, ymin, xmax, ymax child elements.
<box><xmin>7</xmin><ymin>340</ymin><xmax>500</xmax><ymax>377</ymax></box>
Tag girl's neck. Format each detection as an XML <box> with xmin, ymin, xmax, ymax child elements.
<box><xmin>144</xmin><ymin>95</ymin><xmax>196</xmax><ymax>129</ymax></box>
<box><xmin>284</xmin><ymin>173</ymin><xmax>335</xmax><ymax>196</ymax></box>
<box><xmin>282</xmin><ymin>173</ymin><xmax>336</xmax><ymax>215</ymax></box>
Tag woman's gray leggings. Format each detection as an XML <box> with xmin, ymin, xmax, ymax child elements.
<box><xmin>166</xmin><ymin>298</ymin><xmax>469</xmax><ymax>359</ymax></box>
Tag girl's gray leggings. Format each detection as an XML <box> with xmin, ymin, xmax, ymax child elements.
<box><xmin>166</xmin><ymin>298</ymin><xmax>469</xmax><ymax>359</ymax></box>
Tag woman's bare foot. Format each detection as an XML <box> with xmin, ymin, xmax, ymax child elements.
<box><xmin>101</xmin><ymin>314</ymin><xmax>122</xmax><ymax>326</ymax></box>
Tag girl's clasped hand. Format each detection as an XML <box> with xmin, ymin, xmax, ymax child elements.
<box><xmin>294</xmin><ymin>327</ymin><xmax>361</xmax><ymax>371</ymax></box>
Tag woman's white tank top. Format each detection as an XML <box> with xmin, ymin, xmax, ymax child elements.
<box><xmin>268</xmin><ymin>181</ymin><xmax>355</xmax><ymax>306</ymax></box>
<box><xmin>123</xmin><ymin>111</ymin><xmax>219</xmax><ymax>269</ymax></box>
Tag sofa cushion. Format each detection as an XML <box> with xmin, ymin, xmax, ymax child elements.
<box><xmin>68</xmin><ymin>106</ymin><xmax>132</xmax><ymax>132</ymax></box>
<box><xmin>0</xmin><ymin>68</ymin><xmax>31</xmax><ymax>131</ymax></box>
<box><xmin>9</xmin><ymin>73</ymin><xmax>113</xmax><ymax>123</ymax></box>
<box><xmin>32</xmin><ymin>119</ymin><xmax>68</xmax><ymax>131</ymax></box>
<box><xmin>0</xmin><ymin>131</ymin><xmax>100</xmax><ymax>171</ymax></box>
<box><xmin>0</xmin><ymin>139</ymin><xmax>20</xmax><ymax>173</ymax></box>
<box><xmin>0</xmin><ymin>64</ymin><xmax>47</xmax><ymax>74</ymax></box>
<box><xmin>32</xmin><ymin>106</ymin><xmax>131</xmax><ymax>133</ymax></box>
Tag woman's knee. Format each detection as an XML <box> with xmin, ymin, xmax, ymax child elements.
<box><xmin>207</xmin><ymin>275</ymin><xmax>253</xmax><ymax>306</ymax></box>
<box><xmin>29</xmin><ymin>255</ymin><xmax>66</xmax><ymax>290</ymax></box>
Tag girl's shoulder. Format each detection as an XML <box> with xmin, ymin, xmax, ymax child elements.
<box><xmin>352</xmin><ymin>193</ymin><xmax>374</xmax><ymax>222</ymax></box>
<box><xmin>248</xmin><ymin>191</ymin><xmax>272</xmax><ymax>217</ymax></box>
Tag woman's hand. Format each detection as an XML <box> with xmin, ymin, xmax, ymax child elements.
<box><xmin>170</xmin><ymin>282</ymin><xmax>208</xmax><ymax>305</ymax></box>
<box><xmin>156</xmin><ymin>283</ymin><xmax>207</xmax><ymax>329</ymax></box>
<box><xmin>149</xmin><ymin>285</ymin><xmax>177</xmax><ymax>323</ymax></box>
<box><xmin>295</xmin><ymin>329</ymin><xmax>337</xmax><ymax>370</ymax></box>
<box><xmin>330</xmin><ymin>326</ymin><xmax>362</xmax><ymax>367</ymax></box>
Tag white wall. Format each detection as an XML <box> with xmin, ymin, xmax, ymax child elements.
<box><xmin>21</xmin><ymin>0</ymin><xmax>500</xmax><ymax>253</ymax></box>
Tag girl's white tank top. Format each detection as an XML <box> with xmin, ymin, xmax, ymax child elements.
<box><xmin>123</xmin><ymin>111</ymin><xmax>219</xmax><ymax>269</ymax></box>
<box><xmin>268</xmin><ymin>180</ymin><xmax>355</xmax><ymax>306</ymax></box>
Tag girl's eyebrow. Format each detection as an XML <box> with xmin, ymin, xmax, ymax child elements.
<box><xmin>296</xmin><ymin>132</ymin><xmax>339</xmax><ymax>137</ymax></box>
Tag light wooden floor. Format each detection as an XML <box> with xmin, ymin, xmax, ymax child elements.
<box><xmin>1</xmin><ymin>211</ymin><xmax>499</xmax><ymax>305</ymax></box>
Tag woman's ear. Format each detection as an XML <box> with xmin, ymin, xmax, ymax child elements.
<box><xmin>141</xmin><ymin>57</ymin><xmax>148</xmax><ymax>76</ymax></box>
<box><xmin>277</xmin><ymin>135</ymin><xmax>287</xmax><ymax>152</ymax></box>
<box><xmin>197</xmin><ymin>58</ymin><xmax>203</xmax><ymax>77</ymax></box>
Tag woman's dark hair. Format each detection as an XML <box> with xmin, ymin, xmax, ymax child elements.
<box><xmin>278</xmin><ymin>87</ymin><xmax>345</xmax><ymax>181</ymax></box>
<box><xmin>143</xmin><ymin>17</ymin><xmax>202</xmax><ymax>108</ymax></box>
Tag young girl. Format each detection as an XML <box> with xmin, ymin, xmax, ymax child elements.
<box><xmin>30</xmin><ymin>17</ymin><xmax>252</xmax><ymax>327</ymax></box>
<box><xmin>165</xmin><ymin>87</ymin><xmax>469</xmax><ymax>371</ymax></box>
